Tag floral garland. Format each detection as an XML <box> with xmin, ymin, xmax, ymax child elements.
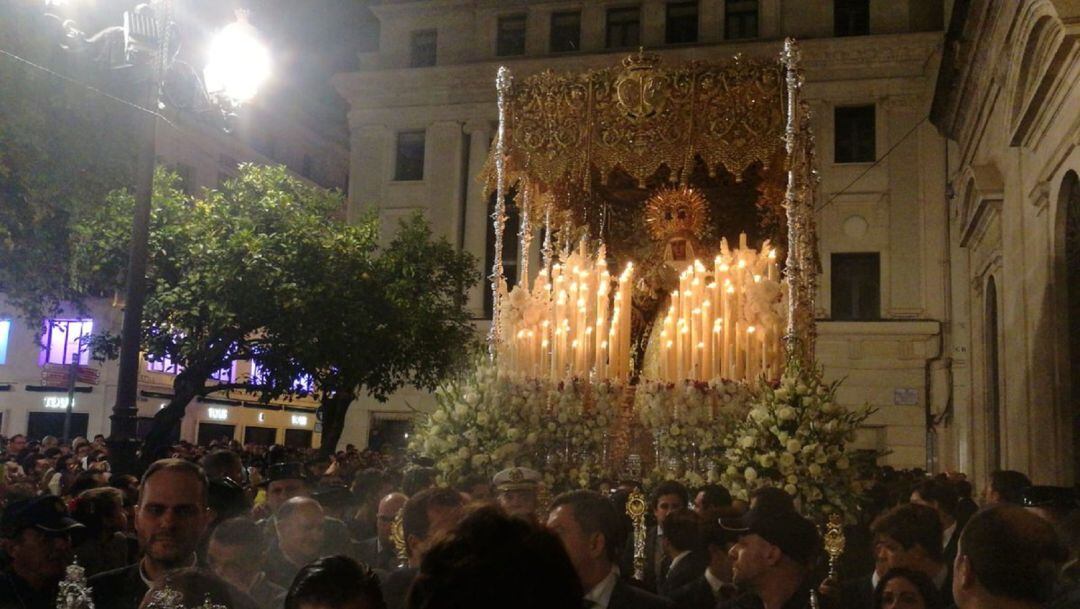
<box><xmin>634</xmin><ymin>379</ymin><xmax>754</xmax><ymax>487</ymax></box>
<box><xmin>719</xmin><ymin>359</ymin><xmax>876</xmax><ymax>521</ymax></box>
<box><xmin>409</xmin><ymin>362</ymin><xmax>623</xmax><ymax>490</ymax></box>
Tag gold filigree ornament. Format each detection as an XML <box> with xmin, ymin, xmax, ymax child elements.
<box><xmin>626</xmin><ymin>489</ymin><xmax>648</xmax><ymax>581</ymax></box>
<box><xmin>644</xmin><ymin>187</ymin><xmax>709</xmax><ymax>243</ymax></box>
<box><xmin>391</xmin><ymin>508</ymin><xmax>408</xmax><ymax>566</ymax></box>
<box><xmin>823</xmin><ymin>513</ymin><xmax>846</xmax><ymax>581</ymax></box>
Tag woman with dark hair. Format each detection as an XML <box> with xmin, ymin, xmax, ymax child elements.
<box><xmin>71</xmin><ymin>487</ymin><xmax>133</xmax><ymax>576</ymax></box>
<box><xmin>285</xmin><ymin>555</ymin><xmax>386</xmax><ymax>609</ymax></box>
<box><xmin>874</xmin><ymin>568</ymin><xmax>946</xmax><ymax>609</ymax></box>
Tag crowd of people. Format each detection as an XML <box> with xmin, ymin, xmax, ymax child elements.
<box><xmin>0</xmin><ymin>432</ymin><xmax>1077</xmax><ymax>609</ymax></box>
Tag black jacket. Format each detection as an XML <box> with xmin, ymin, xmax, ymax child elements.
<box><xmin>381</xmin><ymin>566</ymin><xmax>419</xmax><ymax>609</ymax></box>
<box><xmin>0</xmin><ymin>569</ymin><xmax>58</xmax><ymax>609</ymax></box>
<box><xmin>356</xmin><ymin>536</ymin><xmax>399</xmax><ymax>572</ymax></box>
<box><xmin>87</xmin><ymin>563</ymin><xmax>146</xmax><ymax>609</ymax></box>
<box><xmin>669</xmin><ymin>575</ymin><xmax>738</xmax><ymax>609</ymax></box>
<box><xmin>610</xmin><ymin>577</ymin><xmax>678</xmax><ymax>609</ymax></box>
<box><xmin>659</xmin><ymin>551</ymin><xmax>710</xmax><ymax>598</ymax></box>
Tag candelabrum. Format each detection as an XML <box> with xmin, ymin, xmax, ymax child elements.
<box><xmin>391</xmin><ymin>508</ymin><xmax>408</xmax><ymax>568</ymax></box>
<box><xmin>823</xmin><ymin>513</ymin><xmax>846</xmax><ymax>581</ymax></box>
<box><xmin>626</xmin><ymin>489</ymin><xmax>648</xmax><ymax>581</ymax></box>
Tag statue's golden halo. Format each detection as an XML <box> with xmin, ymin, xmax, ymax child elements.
<box><xmin>643</xmin><ymin>187</ymin><xmax>710</xmax><ymax>242</ymax></box>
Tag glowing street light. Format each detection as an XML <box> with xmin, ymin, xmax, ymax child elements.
<box><xmin>203</xmin><ymin>11</ymin><xmax>271</xmax><ymax>106</ymax></box>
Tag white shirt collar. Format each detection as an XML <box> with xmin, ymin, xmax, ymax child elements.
<box><xmin>872</xmin><ymin>571</ymin><xmax>880</xmax><ymax>589</ymax></box>
<box><xmin>942</xmin><ymin>523</ymin><xmax>956</xmax><ymax>550</ymax></box>
<box><xmin>584</xmin><ymin>568</ymin><xmax>619</xmax><ymax>609</ymax></box>
<box><xmin>139</xmin><ymin>554</ymin><xmax>198</xmax><ymax>587</ymax></box>
<box><xmin>704</xmin><ymin>567</ymin><xmax>725</xmax><ymax>594</ymax></box>
<box><xmin>668</xmin><ymin>550</ymin><xmax>692</xmax><ymax>573</ymax></box>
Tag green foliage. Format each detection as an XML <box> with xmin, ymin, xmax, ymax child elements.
<box><xmin>0</xmin><ymin>4</ymin><xmax>135</xmax><ymax>324</ymax></box>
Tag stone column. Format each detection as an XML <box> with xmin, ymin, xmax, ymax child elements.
<box><xmin>463</xmin><ymin>120</ymin><xmax>494</xmax><ymax>318</ymax></box>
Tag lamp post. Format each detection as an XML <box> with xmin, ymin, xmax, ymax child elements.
<box><xmin>42</xmin><ymin>1</ymin><xmax>270</xmax><ymax>473</ymax></box>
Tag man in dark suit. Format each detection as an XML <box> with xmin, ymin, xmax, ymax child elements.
<box><xmin>89</xmin><ymin>459</ymin><xmax>212</xmax><ymax>609</ymax></box>
<box><xmin>670</xmin><ymin>520</ymin><xmax>739</xmax><ymax>609</ymax></box>
<box><xmin>658</xmin><ymin>509</ymin><xmax>709</xmax><ymax>598</ymax></box>
<box><xmin>622</xmin><ymin>480</ymin><xmax>689</xmax><ymax>592</ymax></box>
<box><xmin>910</xmin><ymin>478</ymin><xmax>960</xmax><ymax>568</ymax></box>
<box><xmin>263</xmin><ymin>497</ymin><xmax>327</xmax><ymax>589</ymax></box>
<box><xmin>207</xmin><ymin>516</ymin><xmax>286</xmax><ymax>608</ymax></box>
<box><xmin>548</xmin><ymin>490</ymin><xmax>675</xmax><ymax>609</ymax></box>
<box><xmin>356</xmin><ymin>491</ymin><xmax>407</xmax><ymax>572</ymax></box>
<box><xmin>382</xmin><ymin>487</ymin><xmax>464</xmax><ymax>609</ymax></box>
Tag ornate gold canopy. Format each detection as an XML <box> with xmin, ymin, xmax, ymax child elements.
<box><xmin>487</xmin><ymin>50</ymin><xmax>787</xmax><ymax>226</ymax></box>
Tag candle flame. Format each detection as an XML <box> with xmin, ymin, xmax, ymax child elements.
<box><xmin>726</xmin><ymin>286</ymin><xmax>735</xmax><ymax>294</ymax></box>
<box><xmin>719</xmin><ymin>264</ymin><xmax>730</xmax><ymax>272</ymax></box>
<box><xmin>753</xmin><ymin>274</ymin><xmax>761</xmax><ymax>283</ymax></box>
<box><xmin>738</xmin><ymin>259</ymin><xmax>747</xmax><ymax>268</ymax></box>
<box><xmin>768</xmin><ymin>249</ymin><xmax>777</xmax><ymax>259</ymax></box>
<box><xmin>747</xmin><ymin>326</ymin><xmax>756</xmax><ymax>333</ymax></box>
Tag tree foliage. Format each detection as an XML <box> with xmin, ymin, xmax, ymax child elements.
<box><xmin>74</xmin><ymin>165</ymin><xmax>478</xmax><ymax>458</ymax></box>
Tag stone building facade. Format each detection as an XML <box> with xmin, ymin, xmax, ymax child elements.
<box><xmin>333</xmin><ymin>0</ymin><xmax>961</xmax><ymax>471</ymax></box>
<box><xmin>931</xmin><ymin>0</ymin><xmax>1080</xmax><ymax>485</ymax></box>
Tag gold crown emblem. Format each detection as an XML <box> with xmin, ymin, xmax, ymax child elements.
<box><xmin>622</xmin><ymin>48</ymin><xmax>661</xmax><ymax>72</ymax></box>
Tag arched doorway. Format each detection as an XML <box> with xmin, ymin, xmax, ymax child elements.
<box><xmin>984</xmin><ymin>276</ymin><xmax>1002</xmax><ymax>472</ymax></box>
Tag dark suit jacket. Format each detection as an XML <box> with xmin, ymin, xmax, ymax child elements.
<box><xmin>669</xmin><ymin>576</ymin><xmax>716</xmax><ymax>609</ymax></box>
<box><xmin>831</xmin><ymin>575</ymin><xmax>873</xmax><ymax>609</ymax></box>
<box><xmin>262</xmin><ymin>544</ymin><xmax>304</xmax><ymax>591</ymax></box>
<box><xmin>610</xmin><ymin>577</ymin><xmax>678</xmax><ymax>609</ymax></box>
<box><xmin>660</xmin><ymin>551</ymin><xmax>710</xmax><ymax>598</ymax></box>
<box><xmin>88</xmin><ymin>563</ymin><xmax>146</xmax><ymax>609</ymax></box>
<box><xmin>356</xmin><ymin>536</ymin><xmax>399</xmax><ymax>572</ymax></box>
<box><xmin>0</xmin><ymin>569</ymin><xmax>57</xmax><ymax>609</ymax></box>
<box><xmin>381</xmin><ymin>566</ymin><xmax>418</xmax><ymax>609</ymax></box>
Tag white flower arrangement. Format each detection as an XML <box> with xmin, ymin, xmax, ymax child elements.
<box><xmin>634</xmin><ymin>378</ymin><xmax>753</xmax><ymax>487</ymax></box>
<box><xmin>409</xmin><ymin>361</ymin><xmax>623</xmax><ymax>490</ymax></box>
<box><xmin>719</xmin><ymin>359</ymin><xmax>875</xmax><ymax>521</ymax></box>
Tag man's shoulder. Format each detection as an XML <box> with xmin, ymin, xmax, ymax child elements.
<box><xmin>612</xmin><ymin>577</ymin><xmax>678</xmax><ymax>609</ymax></box>
<box><xmin>87</xmin><ymin>563</ymin><xmax>145</xmax><ymax>609</ymax></box>
<box><xmin>87</xmin><ymin>562</ymin><xmax>140</xmax><ymax>585</ymax></box>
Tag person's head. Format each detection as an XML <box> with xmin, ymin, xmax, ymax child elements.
<box><xmin>207</xmin><ymin>517</ymin><xmax>266</xmax><ymax>591</ymax></box>
<box><xmin>7</xmin><ymin>433</ymin><xmax>26</xmax><ymax>455</ymax></box>
<box><xmin>285</xmin><ymin>555</ymin><xmax>386</xmax><ymax>609</ymax></box>
<box><xmin>408</xmin><ymin>505</ymin><xmax>582</xmax><ymax>609</ymax></box>
<box><xmin>455</xmin><ymin>473</ymin><xmax>493</xmax><ymax>501</ymax></box>
<box><xmin>401</xmin><ymin>487</ymin><xmax>464</xmax><ymax>566</ymax></box>
<box><xmin>724</xmin><ymin>506</ymin><xmax>821</xmax><ymax>592</ymax></box>
<box><xmin>201</xmin><ymin>449</ymin><xmax>244</xmax><ymax>483</ymax></box>
<box><xmin>874</xmin><ymin>568</ymin><xmax>946</xmax><ymax>609</ymax></box>
<box><xmin>651</xmin><ymin>480</ymin><xmax>689</xmax><ymax>524</ymax></box>
<box><xmin>953</xmin><ymin>505</ymin><xmax>1067</xmax><ymax>608</ymax></box>
<box><xmin>136</xmin><ymin>458</ymin><xmax>211</xmax><ymax>568</ymax></box>
<box><xmin>493</xmin><ymin>467</ymin><xmax>542</xmax><ymax>519</ymax></box>
<box><xmin>0</xmin><ymin>495</ymin><xmax>82</xmax><ymax>587</ymax></box>
<box><xmin>694</xmin><ymin>484</ymin><xmax>733</xmax><ymax>521</ymax></box>
<box><xmin>750</xmin><ymin>486</ymin><xmax>796</xmax><ymax>515</ymax></box>
<box><xmin>72</xmin><ymin>486</ymin><xmax>127</xmax><ymax>537</ymax></box>
<box><xmin>140</xmin><ymin>567</ymin><xmax>238</xmax><ymax>609</ymax></box>
<box><xmin>276</xmin><ymin>497</ymin><xmax>326</xmax><ymax>565</ymax></box>
<box><xmin>68</xmin><ymin>469</ymin><xmax>107</xmax><ymax>496</ymax></box>
<box><xmin>376</xmin><ymin>492</ymin><xmax>408</xmax><ymax>547</ymax></box>
<box><xmin>401</xmin><ymin>466</ymin><xmax>439</xmax><ymax>497</ymax></box>
<box><xmin>984</xmin><ymin>470</ymin><xmax>1031</xmax><ymax>505</ymax></box>
<box><xmin>547</xmin><ymin>490</ymin><xmax>625</xmax><ymax>589</ymax></box>
<box><xmin>910</xmin><ymin>479</ymin><xmax>958</xmax><ymax>527</ymax></box>
<box><xmin>870</xmin><ymin>503</ymin><xmax>943</xmax><ymax>579</ymax></box>
<box><xmin>701</xmin><ymin>518</ymin><xmax>738</xmax><ymax>582</ymax></box>
<box><xmin>266</xmin><ymin>462</ymin><xmax>311</xmax><ymax>513</ymax></box>
<box><xmin>41</xmin><ymin>435</ymin><xmax>59</xmax><ymax>450</ymax></box>
<box><xmin>662</xmin><ymin>509</ymin><xmax>702</xmax><ymax>556</ymax></box>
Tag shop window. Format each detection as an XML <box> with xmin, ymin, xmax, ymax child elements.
<box><xmin>834</xmin><ymin>105</ymin><xmax>875</xmax><ymax>163</ymax></box>
<box><xmin>369</xmin><ymin>417</ymin><xmax>413</xmax><ymax>453</ymax></box>
<box><xmin>244</xmin><ymin>426</ymin><xmax>277</xmax><ymax>446</ymax></box>
<box><xmin>198</xmin><ymin>422</ymin><xmax>236</xmax><ymax>446</ymax></box>
<box><xmin>395</xmin><ymin>131</ymin><xmax>426</xmax><ymax>181</ymax></box>
<box><xmin>835</xmin><ymin>0</ymin><xmax>870</xmax><ymax>36</ymax></box>
<box><xmin>409</xmin><ymin>29</ymin><xmax>437</xmax><ymax>67</ymax></box>
<box><xmin>831</xmin><ymin>253</ymin><xmax>880</xmax><ymax>320</ymax></box>
<box><xmin>27</xmin><ymin>412</ymin><xmax>89</xmax><ymax>441</ymax></box>
<box><xmin>550</xmin><ymin>11</ymin><xmax>581</xmax><ymax>53</ymax></box>
<box><xmin>496</xmin><ymin>14</ymin><xmax>527</xmax><ymax>56</ymax></box>
<box><xmin>39</xmin><ymin>319</ymin><xmax>93</xmax><ymax>366</ymax></box>
<box><xmin>0</xmin><ymin>319</ymin><xmax>9</xmax><ymax>365</ymax></box>
<box><xmin>666</xmin><ymin>1</ymin><xmax>699</xmax><ymax>44</ymax></box>
<box><xmin>284</xmin><ymin>428</ymin><xmax>313</xmax><ymax>448</ymax></box>
<box><xmin>607</xmin><ymin>6</ymin><xmax>641</xmax><ymax>49</ymax></box>
<box><xmin>725</xmin><ymin>0</ymin><xmax>758</xmax><ymax>39</ymax></box>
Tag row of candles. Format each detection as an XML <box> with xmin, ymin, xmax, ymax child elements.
<box><xmin>654</xmin><ymin>234</ymin><xmax>783</xmax><ymax>383</ymax></box>
<box><xmin>500</xmin><ymin>241</ymin><xmax>634</xmax><ymax>381</ymax></box>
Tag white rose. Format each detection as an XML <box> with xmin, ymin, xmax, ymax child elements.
<box><xmin>432</xmin><ymin>410</ymin><xmax>448</xmax><ymax>424</ymax></box>
<box><xmin>808</xmin><ymin>463</ymin><xmax>823</xmax><ymax>478</ymax></box>
<box><xmin>777</xmin><ymin>407</ymin><xmax>796</xmax><ymax>421</ymax></box>
<box><xmin>453</xmin><ymin>403</ymin><xmax>469</xmax><ymax>420</ymax></box>
<box><xmin>476</xmin><ymin>413</ymin><xmax>489</xmax><ymax>425</ymax></box>
<box><xmin>457</xmin><ymin>447</ymin><xmax>470</xmax><ymax>460</ymax></box>
<box><xmin>786</xmin><ymin>440</ymin><xmax>802</xmax><ymax>454</ymax></box>
<box><xmin>739</xmin><ymin>436</ymin><xmax>755</xmax><ymax>449</ymax></box>
<box><xmin>779</xmin><ymin>453</ymin><xmax>796</xmax><ymax>468</ymax></box>
<box><xmin>471</xmin><ymin>454</ymin><xmax>489</xmax><ymax>468</ymax></box>
<box><xmin>744</xmin><ymin>467</ymin><xmax>759</xmax><ymax>482</ymax></box>
<box><xmin>784</xmin><ymin>484</ymin><xmax>798</xmax><ymax>495</ymax></box>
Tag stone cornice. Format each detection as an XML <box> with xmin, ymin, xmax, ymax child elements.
<box><xmin>333</xmin><ymin>32</ymin><xmax>941</xmax><ymax>121</ymax></box>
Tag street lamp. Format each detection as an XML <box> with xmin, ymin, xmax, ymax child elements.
<box><xmin>41</xmin><ymin>2</ymin><xmax>270</xmax><ymax>472</ymax></box>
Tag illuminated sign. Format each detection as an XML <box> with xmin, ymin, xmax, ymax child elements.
<box><xmin>43</xmin><ymin>396</ymin><xmax>71</xmax><ymax>410</ymax></box>
<box><xmin>207</xmin><ymin>407</ymin><xmax>228</xmax><ymax>421</ymax></box>
<box><xmin>290</xmin><ymin>415</ymin><xmax>308</xmax><ymax>427</ymax></box>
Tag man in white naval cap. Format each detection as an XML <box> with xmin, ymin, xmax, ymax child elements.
<box><xmin>492</xmin><ymin>467</ymin><xmax>542</xmax><ymax>521</ymax></box>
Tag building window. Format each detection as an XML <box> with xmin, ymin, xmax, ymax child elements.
<box><xmin>394</xmin><ymin>131</ymin><xmax>426</xmax><ymax>181</ymax></box>
<box><xmin>483</xmin><ymin>192</ymin><xmax>521</xmax><ymax>319</ymax></box>
<box><xmin>146</xmin><ymin>355</ymin><xmax>182</xmax><ymax>375</ymax></box>
<box><xmin>666</xmin><ymin>1</ymin><xmax>699</xmax><ymax>44</ymax></box>
<box><xmin>210</xmin><ymin>363</ymin><xmax>234</xmax><ymax>383</ymax></box>
<box><xmin>250</xmin><ymin>362</ymin><xmax>314</xmax><ymax>394</ymax></box>
<box><xmin>835</xmin><ymin>0</ymin><xmax>870</xmax><ymax>36</ymax></box>
<box><xmin>0</xmin><ymin>319</ymin><xmax>9</xmax><ymax>365</ymax></box>
<box><xmin>409</xmin><ymin>29</ymin><xmax>437</xmax><ymax>67</ymax></box>
<box><xmin>830</xmin><ymin>253</ymin><xmax>880</xmax><ymax>320</ymax></box>
<box><xmin>834</xmin><ymin>105</ymin><xmax>875</xmax><ymax>163</ymax></box>
<box><xmin>606</xmin><ymin>6</ymin><xmax>641</xmax><ymax>48</ymax></box>
<box><xmin>40</xmin><ymin>319</ymin><xmax>93</xmax><ymax>366</ymax></box>
<box><xmin>550</xmin><ymin>11</ymin><xmax>581</xmax><ymax>53</ymax></box>
<box><xmin>496</xmin><ymin>14</ymin><xmax>527</xmax><ymax>56</ymax></box>
<box><xmin>725</xmin><ymin>0</ymin><xmax>758</xmax><ymax>39</ymax></box>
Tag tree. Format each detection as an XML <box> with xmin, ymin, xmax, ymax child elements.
<box><xmin>74</xmin><ymin>164</ymin><xmax>477</xmax><ymax>459</ymax></box>
<box><xmin>0</xmin><ymin>3</ymin><xmax>136</xmax><ymax>325</ymax></box>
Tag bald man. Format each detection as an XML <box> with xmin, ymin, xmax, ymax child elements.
<box><xmin>263</xmin><ymin>497</ymin><xmax>326</xmax><ymax>589</ymax></box>
<box><xmin>357</xmin><ymin>492</ymin><xmax>408</xmax><ymax>572</ymax></box>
